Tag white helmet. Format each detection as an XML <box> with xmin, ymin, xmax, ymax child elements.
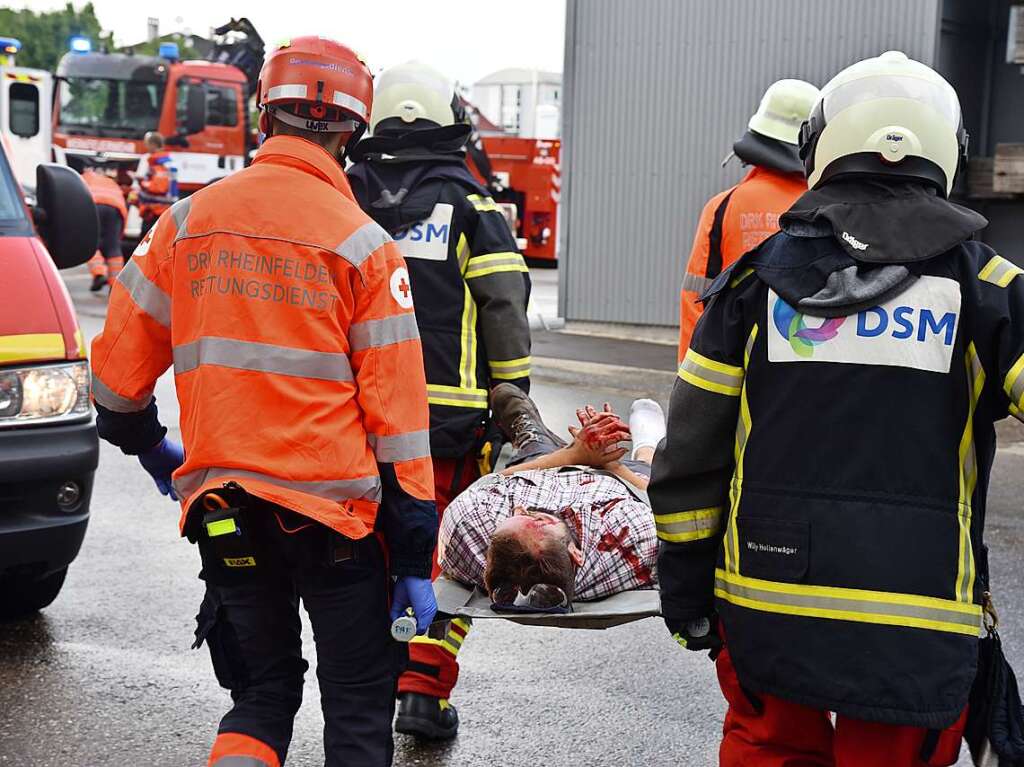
<box><xmin>799</xmin><ymin>50</ymin><xmax>967</xmax><ymax>197</ymax></box>
<box><xmin>370</xmin><ymin>60</ymin><xmax>464</xmax><ymax>133</ymax></box>
<box><xmin>748</xmin><ymin>79</ymin><xmax>821</xmax><ymax>145</ymax></box>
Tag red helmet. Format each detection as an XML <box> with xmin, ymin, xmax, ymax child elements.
<box><xmin>256</xmin><ymin>36</ymin><xmax>373</xmax><ymax>138</ymax></box>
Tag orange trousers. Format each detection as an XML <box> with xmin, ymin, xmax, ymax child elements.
<box><xmin>716</xmin><ymin>646</ymin><xmax>967</xmax><ymax>767</ymax></box>
<box><xmin>397</xmin><ymin>455</ymin><xmax>480</xmax><ymax>699</ymax></box>
<box><xmin>87</xmin><ymin>251</ymin><xmax>124</xmax><ymax>279</ymax></box>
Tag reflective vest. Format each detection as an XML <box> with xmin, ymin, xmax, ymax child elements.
<box><xmin>348</xmin><ymin>160</ymin><xmax>531</xmax><ymax>458</ymax></box>
<box><xmin>91</xmin><ymin>135</ymin><xmax>434</xmax><ymax>538</ymax></box>
<box><xmin>139</xmin><ymin>150</ymin><xmax>179</xmax><ymax>215</ymax></box>
<box><xmin>652</xmin><ymin>234</ymin><xmax>1024</xmax><ymax>728</ymax></box>
<box><xmin>678</xmin><ymin>165</ymin><xmax>806</xmax><ymax>360</ymax></box>
<box><xmin>81</xmin><ymin>169</ymin><xmax>127</xmax><ymax>230</ymax></box>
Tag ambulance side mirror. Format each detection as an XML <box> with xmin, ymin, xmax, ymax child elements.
<box><xmin>34</xmin><ymin>163</ymin><xmax>98</xmax><ymax>269</ymax></box>
<box><xmin>182</xmin><ymin>81</ymin><xmax>208</xmax><ymax>136</ymax></box>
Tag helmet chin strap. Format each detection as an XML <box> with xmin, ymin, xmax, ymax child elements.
<box><xmin>269</xmin><ymin>106</ymin><xmax>359</xmax><ymax>134</ymax></box>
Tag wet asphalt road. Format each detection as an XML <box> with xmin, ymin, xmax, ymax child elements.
<box><xmin>1</xmin><ymin>269</ymin><xmax>1021</xmax><ymax>766</ymax></box>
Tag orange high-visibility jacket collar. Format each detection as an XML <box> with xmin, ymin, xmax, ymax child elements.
<box><xmin>253</xmin><ymin>135</ymin><xmax>353</xmax><ymax>201</ymax></box>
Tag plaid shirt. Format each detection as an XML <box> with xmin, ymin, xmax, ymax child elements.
<box><xmin>438</xmin><ymin>467</ymin><xmax>657</xmax><ymax>601</ymax></box>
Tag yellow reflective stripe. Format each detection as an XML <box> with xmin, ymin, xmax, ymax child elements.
<box><xmin>457</xmin><ymin>233</ymin><xmax>471</xmax><ymax>274</ymax></box>
<box><xmin>491</xmin><ymin>370</ymin><xmax>531</xmax><ymax>380</ymax></box>
<box><xmin>724</xmin><ymin>324</ymin><xmax>758</xmax><ymax>574</ymax></box>
<box><xmin>427</xmin><ymin>384</ymin><xmax>489</xmax><ymax>409</ymax></box>
<box><xmin>451</xmin><ymin>617</ymin><xmax>471</xmax><ymax>633</ymax></box>
<box><xmin>412</xmin><ymin>633</ymin><xmax>462</xmax><ymax>656</ymax></box>
<box><xmin>464</xmin><ymin>252</ymin><xmax>529</xmax><ymax>280</ymax></box>
<box><xmin>490</xmin><ymin>356</ymin><xmax>531</xmax><ymax>368</ymax></box>
<box><xmin>729</xmin><ymin>267</ymin><xmax>755</xmax><ymax>288</ymax></box>
<box><xmin>74</xmin><ymin>328</ymin><xmax>87</xmax><ymax>358</ymax></box>
<box><xmin>956</xmin><ymin>343</ymin><xmax>984</xmax><ymax>604</ymax></box>
<box><xmin>458</xmin><ymin>283</ymin><xmax>478</xmax><ymax>390</ymax></box>
<box><xmin>979</xmin><ymin>255</ymin><xmax>1024</xmax><ymax>287</ymax></box>
<box><xmin>466</xmin><ymin>252</ymin><xmax>523</xmax><ymax>267</ymax></box>
<box><xmin>715</xmin><ymin>568</ymin><xmax>982</xmax><ymax>636</ymax></box>
<box><xmin>677</xmin><ymin>348</ymin><xmax>744</xmax><ymax>396</ymax></box>
<box><xmin>443</xmin><ymin>630</ymin><xmax>465</xmax><ymax>651</ymax></box>
<box><xmin>467</xmin><ymin>193</ymin><xmax>501</xmax><ymax>212</ymax></box>
<box><xmin>1003</xmin><ymin>353</ymin><xmax>1024</xmax><ymax>411</ymax></box>
<box><xmin>465</xmin><ymin>263</ymin><xmax>530</xmax><ymax>279</ymax></box>
<box><xmin>655</xmin><ymin>506</ymin><xmax>722</xmax><ymax>542</ymax></box>
<box><xmin>0</xmin><ymin>333</ymin><xmax>66</xmax><ymax>364</ymax></box>
<box><xmin>490</xmin><ymin>356</ymin><xmax>531</xmax><ymax>380</ymax></box>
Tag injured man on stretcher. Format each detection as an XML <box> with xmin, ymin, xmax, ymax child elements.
<box><xmin>437</xmin><ymin>383</ymin><xmax>665</xmax><ymax>612</ymax></box>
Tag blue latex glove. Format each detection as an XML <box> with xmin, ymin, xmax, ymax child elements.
<box><xmin>137</xmin><ymin>437</ymin><xmax>184</xmax><ymax>500</ymax></box>
<box><xmin>390</xmin><ymin>577</ymin><xmax>437</xmax><ymax>634</ymax></box>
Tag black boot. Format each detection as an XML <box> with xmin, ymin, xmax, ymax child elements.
<box><xmin>490</xmin><ymin>382</ymin><xmax>567</xmax><ymax>455</ymax></box>
<box><xmin>395</xmin><ymin>692</ymin><xmax>459</xmax><ymax>740</ymax></box>
<box><xmin>89</xmin><ymin>274</ymin><xmax>108</xmax><ymax>292</ymax></box>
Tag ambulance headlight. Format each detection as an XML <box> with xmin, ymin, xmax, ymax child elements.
<box><xmin>0</xmin><ymin>362</ymin><xmax>91</xmax><ymax>427</ymax></box>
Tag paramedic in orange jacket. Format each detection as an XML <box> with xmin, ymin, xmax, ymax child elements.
<box><xmin>81</xmin><ymin>167</ymin><xmax>127</xmax><ymax>292</ymax></box>
<box><xmin>133</xmin><ymin>131</ymin><xmax>178</xmax><ymax>239</ymax></box>
<box><xmin>91</xmin><ymin>37</ymin><xmax>437</xmax><ymax>767</ymax></box>
<box><xmin>678</xmin><ymin>79</ymin><xmax>820</xmax><ymax>358</ymax></box>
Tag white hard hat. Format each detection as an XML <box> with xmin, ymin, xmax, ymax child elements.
<box><xmin>370</xmin><ymin>60</ymin><xmax>462</xmax><ymax>133</ymax></box>
<box><xmin>748</xmin><ymin>79</ymin><xmax>820</xmax><ymax>145</ymax></box>
<box><xmin>799</xmin><ymin>50</ymin><xmax>967</xmax><ymax>197</ymax></box>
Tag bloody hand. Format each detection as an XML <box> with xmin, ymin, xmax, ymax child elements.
<box><xmin>567</xmin><ymin>403</ymin><xmax>631</xmax><ymax>467</ymax></box>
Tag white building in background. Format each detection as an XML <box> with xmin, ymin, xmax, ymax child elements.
<box><xmin>471</xmin><ymin>68</ymin><xmax>561</xmax><ymax>138</ymax></box>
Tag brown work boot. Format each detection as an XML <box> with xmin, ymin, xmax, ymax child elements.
<box><xmin>490</xmin><ymin>383</ymin><xmax>567</xmax><ymax>454</ymax></box>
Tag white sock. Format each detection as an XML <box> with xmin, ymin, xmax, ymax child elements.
<box><xmin>629</xmin><ymin>399</ymin><xmax>666</xmax><ymax>460</ymax></box>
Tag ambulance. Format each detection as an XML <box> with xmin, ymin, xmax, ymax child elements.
<box><xmin>0</xmin><ymin>62</ymin><xmax>100</xmax><ymax>615</ymax></box>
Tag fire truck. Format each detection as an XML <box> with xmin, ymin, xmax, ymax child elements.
<box><xmin>51</xmin><ymin>19</ymin><xmax>264</xmax><ymax>213</ymax></box>
<box><xmin>463</xmin><ymin>101</ymin><xmax>560</xmax><ymax>263</ymax></box>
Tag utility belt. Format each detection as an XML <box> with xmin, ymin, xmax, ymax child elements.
<box><xmin>187</xmin><ymin>484</ymin><xmax>379</xmax><ymax>584</ymax></box>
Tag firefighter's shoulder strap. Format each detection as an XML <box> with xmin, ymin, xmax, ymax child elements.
<box><xmin>706</xmin><ymin>189</ymin><xmax>736</xmax><ymax>280</ymax></box>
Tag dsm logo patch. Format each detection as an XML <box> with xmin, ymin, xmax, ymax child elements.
<box><xmin>767</xmin><ymin>276</ymin><xmax>961</xmax><ymax>373</ymax></box>
<box><xmin>394</xmin><ymin>203</ymin><xmax>453</xmax><ymax>262</ymax></box>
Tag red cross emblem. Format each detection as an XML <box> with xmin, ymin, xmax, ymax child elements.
<box><xmin>390</xmin><ymin>267</ymin><xmax>414</xmax><ymax>308</ymax></box>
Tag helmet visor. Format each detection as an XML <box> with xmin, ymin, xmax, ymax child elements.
<box><xmin>824</xmin><ymin>74</ymin><xmax>961</xmax><ymax>131</ymax></box>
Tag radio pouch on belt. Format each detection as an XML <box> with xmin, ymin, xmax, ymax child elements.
<box><xmin>197</xmin><ymin>492</ymin><xmax>264</xmax><ymax>580</ymax></box>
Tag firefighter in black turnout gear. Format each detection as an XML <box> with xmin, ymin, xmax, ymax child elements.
<box><xmin>347</xmin><ymin>60</ymin><xmax>531</xmax><ymax>741</ymax></box>
<box><xmin>651</xmin><ymin>51</ymin><xmax>1017</xmax><ymax>767</ymax></box>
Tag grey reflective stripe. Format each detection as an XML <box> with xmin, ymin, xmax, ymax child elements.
<box><xmin>464</xmin><ymin>254</ymin><xmax>528</xmax><ymax>278</ymax></box>
<box><xmin>171</xmin><ymin>197</ymin><xmax>191</xmax><ymax>241</ymax></box>
<box><xmin>210</xmin><ymin>757</ymin><xmax>274</xmax><ymax>767</ymax></box>
<box><xmin>654</xmin><ymin>507</ymin><xmax>722</xmax><ymax>542</ymax></box>
<box><xmin>173</xmin><ymin>467</ymin><xmax>382</xmax><ymax>504</ymax></box>
<box><xmin>91</xmin><ymin>374</ymin><xmax>153</xmax><ymax>413</ymax></box>
<box><xmin>979</xmin><ymin>255</ymin><xmax>1024</xmax><ymax>287</ymax></box>
<box><xmin>368</xmin><ymin>430</ymin><xmax>431</xmax><ymax>463</ymax></box>
<box><xmin>678</xmin><ymin>356</ymin><xmax>743</xmax><ymax>390</ymax></box>
<box><xmin>349</xmin><ymin>314</ymin><xmax>420</xmax><ymax>353</ymax></box>
<box><xmin>715</xmin><ymin>574</ymin><xmax>982</xmax><ymax>634</ymax></box>
<box><xmin>426</xmin><ymin>385</ymin><xmax>489</xmax><ymax>408</ymax></box>
<box><xmin>334</xmin><ymin>222</ymin><xmax>391</xmax><ymax>268</ymax></box>
<box><xmin>681</xmin><ymin>272</ymin><xmax>712</xmax><ymax>295</ymax></box>
<box><xmin>745</xmin><ymin>324</ymin><xmax>758</xmax><ymax>360</ymax></box>
<box><xmin>173</xmin><ymin>337</ymin><xmax>353</xmax><ymax>382</ymax></box>
<box><xmin>117</xmin><ymin>259</ymin><xmax>171</xmax><ymax>328</ymax></box>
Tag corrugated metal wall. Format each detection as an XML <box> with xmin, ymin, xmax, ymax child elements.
<box><xmin>560</xmin><ymin>0</ymin><xmax>941</xmax><ymax>326</ymax></box>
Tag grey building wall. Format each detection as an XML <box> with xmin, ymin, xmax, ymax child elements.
<box><xmin>559</xmin><ymin>0</ymin><xmax>942</xmax><ymax>327</ymax></box>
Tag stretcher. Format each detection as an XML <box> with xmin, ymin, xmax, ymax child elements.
<box><xmin>432</xmin><ymin>575</ymin><xmax>662</xmax><ymax>630</ymax></box>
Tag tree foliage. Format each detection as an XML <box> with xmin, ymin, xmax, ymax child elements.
<box><xmin>0</xmin><ymin>2</ymin><xmax>114</xmax><ymax>71</ymax></box>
